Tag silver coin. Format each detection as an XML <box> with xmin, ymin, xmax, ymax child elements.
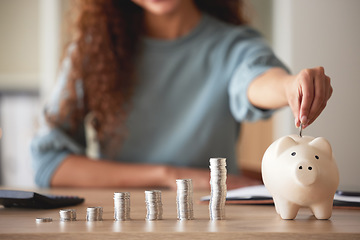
<box><xmin>114</xmin><ymin>192</ymin><xmax>131</xmax><ymax>221</ymax></box>
<box><xmin>145</xmin><ymin>190</ymin><xmax>163</xmax><ymax>220</ymax></box>
<box><xmin>35</xmin><ymin>217</ymin><xmax>52</xmax><ymax>223</ymax></box>
<box><xmin>59</xmin><ymin>209</ymin><xmax>76</xmax><ymax>221</ymax></box>
<box><xmin>209</xmin><ymin>158</ymin><xmax>227</xmax><ymax>220</ymax></box>
<box><xmin>86</xmin><ymin>206</ymin><xmax>103</xmax><ymax>221</ymax></box>
<box><xmin>176</xmin><ymin>179</ymin><xmax>194</xmax><ymax>220</ymax></box>
<box><xmin>299</xmin><ymin>123</ymin><xmax>303</xmax><ymax>137</ymax></box>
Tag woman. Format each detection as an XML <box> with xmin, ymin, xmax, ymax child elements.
<box><xmin>31</xmin><ymin>0</ymin><xmax>332</xmax><ymax>189</ymax></box>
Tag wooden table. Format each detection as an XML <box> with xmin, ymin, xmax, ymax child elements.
<box><xmin>1</xmin><ymin>188</ymin><xmax>359</xmax><ymax>239</ymax></box>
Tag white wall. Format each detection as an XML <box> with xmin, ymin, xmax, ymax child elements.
<box><xmin>272</xmin><ymin>0</ymin><xmax>360</xmax><ymax>191</ymax></box>
<box><xmin>0</xmin><ymin>0</ymin><xmax>62</xmax><ymax>95</ymax></box>
<box><xmin>39</xmin><ymin>0</ymin><xmax>62</xmax><ymax>102</ymax></box>
<box><xmin>0</xmin><ymin>0</ymin><xmax>40</xmax><ymax>90</ymax></box>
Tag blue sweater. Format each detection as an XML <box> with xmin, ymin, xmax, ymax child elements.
<box><xmin>31</xmin><ymin>14</ymin><xmax>289</xmax><ymax>187</ymax></box>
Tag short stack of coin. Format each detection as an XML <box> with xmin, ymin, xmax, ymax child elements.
<box><xmin>59</xmin><ymin>209</ymin><xmax>77</xmax><ymax>221</ymax></box>
<box><xmin>86</xmin><ymin>206</ymin><xmax>103</xmax><ymax>221</ymax></box>
<box><xmin>145</xmin><ymin>190</ymin><xmax>163</xmax><ymax>220</ymax></box>
<box><xmin>35</xmin><ymin>217</ymin><xmax>52</xmax><ymax>223</ymax></box>
<box><xmin>209</xmin><ymin>157</ymin><xmax>227</xmax><ymax>220</ymax></box>
<box><xmin>176</xmin><ymin>179</ymin><xmax>194</xmax><ymax>220</ymax></box>
<box><xmin>113</xmin><ymin>192</ymin><xmax>130</xmax><ymax>221</ymax></box>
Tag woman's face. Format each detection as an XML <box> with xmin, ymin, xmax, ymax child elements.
<box><xmin>131</xmin><ymin>0</ymin><xmax>191</xmax><ymax>16</ymax></box>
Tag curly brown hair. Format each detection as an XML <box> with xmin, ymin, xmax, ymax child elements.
<box><xmin>48</xmin><ymin>0</ymin><xmax>249</xmax><ymax>154</ymax></box>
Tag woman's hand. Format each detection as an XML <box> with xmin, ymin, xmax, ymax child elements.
<box><xmin>285</xmin><ymin>66</ymin><xmax>333</xmax><ymax>128</ymax></box>
<box><xmin>249</xmin><ymin>66</ymin><xmax>333</xmax><ymax>128</ymax></box>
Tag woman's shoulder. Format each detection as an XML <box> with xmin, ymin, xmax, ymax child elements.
<box><xmin>201</xmin><ymin>14</ymin><xmax>269</xmax><ymax>65</ymax></box>
<box><xmin>203</xmin><ymin>13</ymin><xmax>263</xmax><ymax>41</ymax></box>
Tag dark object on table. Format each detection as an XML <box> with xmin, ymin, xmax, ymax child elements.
<box><xmin>0</xmin><ymin>190</ymin><xmax>84</xmax><ymax>209</ymax></box>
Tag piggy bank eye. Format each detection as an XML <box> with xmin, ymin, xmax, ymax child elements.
<box><xmin>291</xmin><ymin>152</ymin><xmax>296</xmax><ymax>156</ymax></box>
<box><xmin>315</xmin><ymin>155</ymin><xmax>319</xmax><ymax>159</ymax></box>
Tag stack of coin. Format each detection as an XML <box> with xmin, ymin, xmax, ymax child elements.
<box><xmin>114</xmin><ymin>192</ymin><xmax>130</xmax><ymax>221</ymax></box>
<box><xmin>59</xmin><ymin>209</ymin><xmax>77</xmax><ymax>221</ymax></box>
<box><xmin>86</xmin><ymin>207</ymin><xmax>103</xmax><ymax>221</ymax></box>
<box><xmin>145</xmin><ymin>190</ymin><xmax>163</xmax><ymax>220</ymax></box>
<box><xmin>209</xmin><ymin>157</ymin><xmax>227</xmax><ymax>220</ymax></box>
<box><xmin>176</xmin><ymin>179</ymin><xmax>194</xmax><ymax>220</ymax></box>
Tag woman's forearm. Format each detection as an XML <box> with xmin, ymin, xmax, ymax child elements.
<box><xmin>247</xmin><ymin>67</ymin><xmax>292</xmax><ymax>110</ymax></box>
<box><xmin>50</xmin><ymin>155</ymin><xmax>258</xmax><ymax>189</ymax></box>
<box><xmin>51</xmin><ymin>155</ymin><xmax>171</xmax><ymax>188</ymax></box>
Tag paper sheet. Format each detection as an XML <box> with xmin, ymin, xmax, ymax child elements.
<box><xmin>201</xmin><ymin>185</ymin><xmax>360</xmax><ymax>204</ymax></box>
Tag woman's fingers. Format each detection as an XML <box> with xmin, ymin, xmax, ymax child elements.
<box><xmin>307</xmin><ymin>74</ymin><xmax>332</xmax><ymax>126</ymax></box>
<box><xmin>298</xmin><ymin>68</ymin><xmax>315</xmax><ymax>127</ymax></box>
<box><xmin>290</xmin><ymin>66</ymin><xmax>332</xmax><ymax>128</ymax></box>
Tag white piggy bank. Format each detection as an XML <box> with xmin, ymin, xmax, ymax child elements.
<box><xmin>261</xmin><ymin>135</ymin><xmax>339</xmax><ymax>220</ymax></box>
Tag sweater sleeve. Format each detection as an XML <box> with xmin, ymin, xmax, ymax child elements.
<box><xmin>31</xmin><ymin>127</ymin><xmax>85</xmax><ymax>187</ymax></box>
<box><xmin>30</xmin><ymin>52</ymin><xmax>86</xmax><ymax>188</ymax></box>
<box><xmin>227</xmin><ymin>27</ymin><xmax>290</xmax><ymax>122</ymax></box>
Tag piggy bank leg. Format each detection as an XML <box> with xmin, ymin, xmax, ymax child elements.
<box><xmin>272</xmin><ymin>195</ymin><xmax>280</xmax><ymax>214</ymax></box>
<box><xmin>273</xmin><ymin>196</ymin><xmax>300</xmax><ymax>220</ymax></box>
<box><xmin>310</xmin><ymin>200</ymin><xmax>333</xmax><ymax>220</ymax></box>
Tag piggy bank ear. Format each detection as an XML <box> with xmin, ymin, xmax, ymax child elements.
<box><xmin>309</xmin><ymin>137</ymin><xmax>332</xmax><ymax>154</ymax></box>
<box><xmin>275</xmin><ymin>136</ymin><xmax>297</xmax><ymax>157</ymax></box>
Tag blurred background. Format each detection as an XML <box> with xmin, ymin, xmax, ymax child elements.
<box><xmin>0</xmin><ymin>0</ymin><xmax>359</xmax><ymax>190</ymax></box>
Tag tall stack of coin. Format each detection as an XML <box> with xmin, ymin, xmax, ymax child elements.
<box><xmin>145</xmin><ymin>190</ymin><xmax>163</xmax><ymax>220</ymax></box>
<box><xmin>86</xmin><ymin>206</ymin><xmax>103</xmax><ymax>221</ymax></box>
<box><xmin>114</xmin><ymin>192</ymin><xmax>130</xmax><ymax>221</ymax></box>
<box><xmin>59</xmin><ymin>209</ymin><xmax>77</xmax><ymax>221</ymax></box>
<box><xmin>209</xmin><ymin>157</ymin><xmax>227</xmax><ymax>220</ymax></box>
<box><xmin>176</xmin><ymin>179</ymin><xmax>194</xmax><ymax>220</ymax></box>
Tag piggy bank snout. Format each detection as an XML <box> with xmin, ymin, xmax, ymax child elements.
<box><xmin>294</xmin><ymin>161</ymin><xmax>318</xmax><ymax>186</ymax></box>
